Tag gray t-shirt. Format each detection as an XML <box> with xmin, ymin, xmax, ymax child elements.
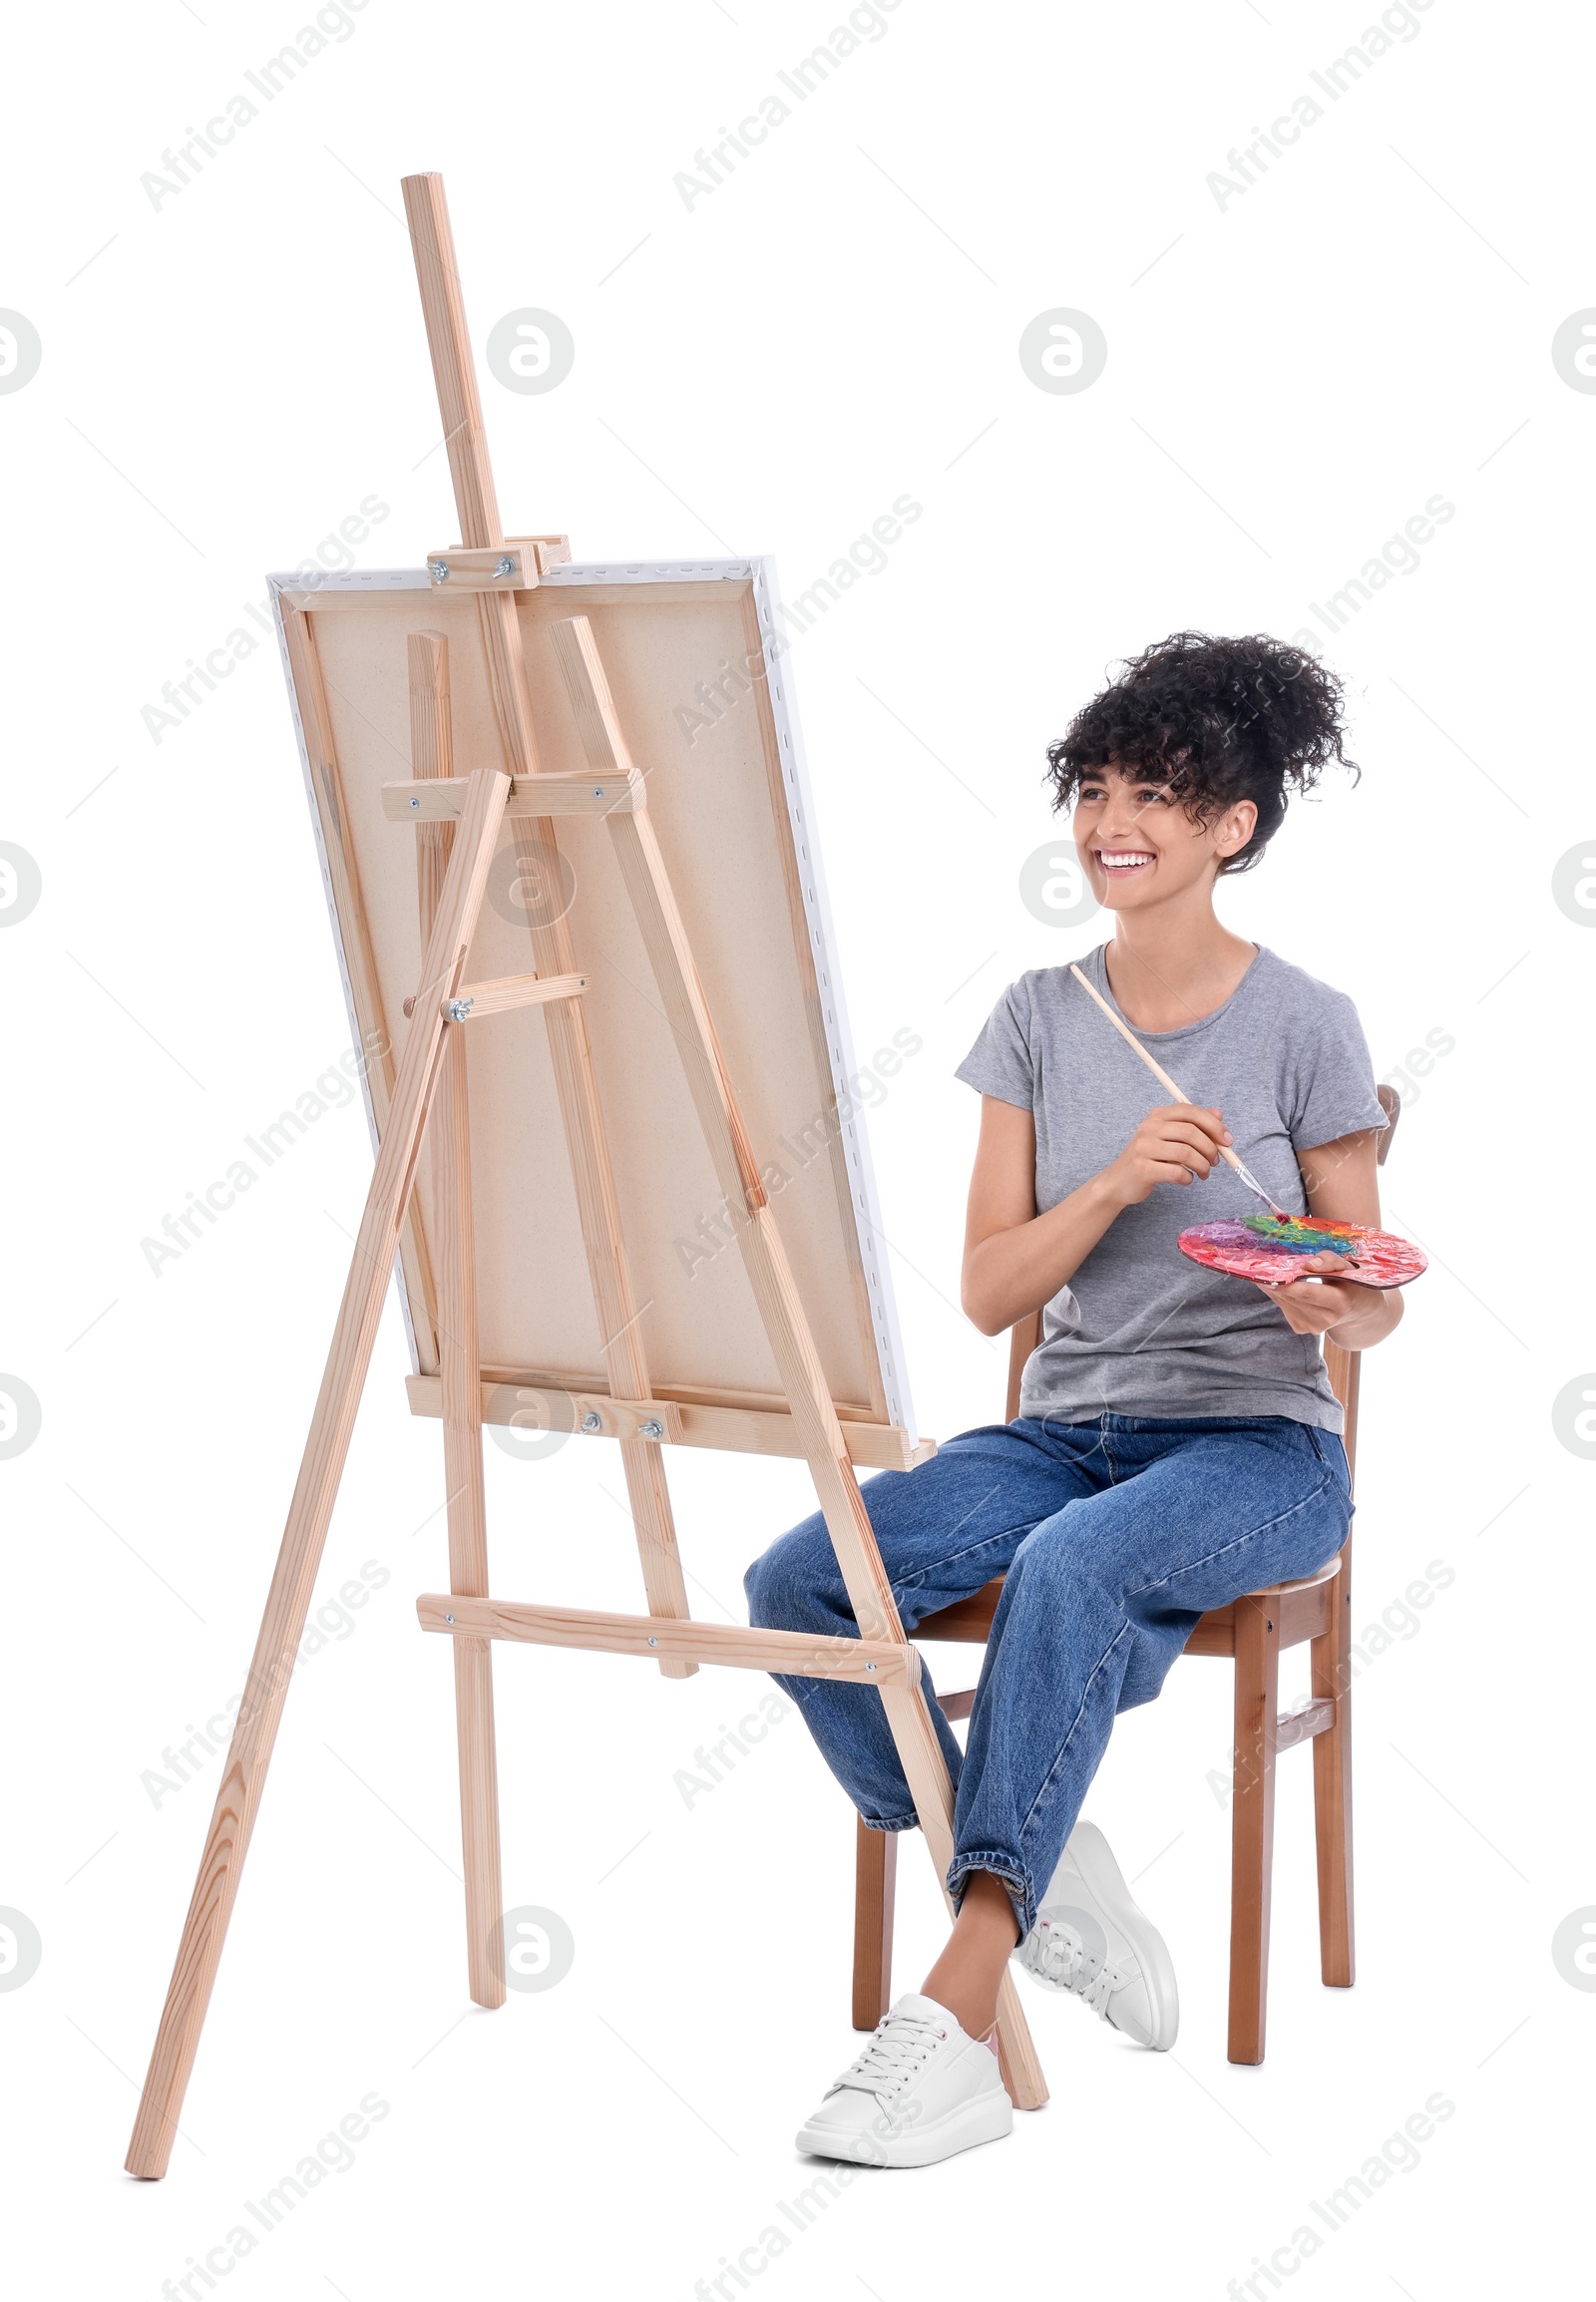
<box><xmin>956</xmin><ymin>944</ymin><xmax>1387</xmax><ymax>1430</ymax></box>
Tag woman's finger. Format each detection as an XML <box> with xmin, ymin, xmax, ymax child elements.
<box><xmin>1162</xmin><ymin>1103</ymin><xmax>1231</xmax><ymax>1146</ymax></box>
<box><xmin>1147</xmin><ymin>1129</ymin><xmax>1218</xmax><ymax>1173</ymax></box>
<box><xmin>1153</xmin><ymin>1121</ymin><xmax>1223</xmax><ymax>1159</ymax></box>
<box><xmin>1154</xmin><ymin>1151</ymin><xmax>1212</xmax><ymax>1180</ymax></box>
<box><xmin>1156</xmin><ymin>1107</ymin><xmax>1230</xmax><ymax>1149</ymax></box>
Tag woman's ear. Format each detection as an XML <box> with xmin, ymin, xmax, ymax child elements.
<box><xmin>1214</xmin><ymin>798</ymin><xmax>1259</xmax><ymax>857</ymax></box>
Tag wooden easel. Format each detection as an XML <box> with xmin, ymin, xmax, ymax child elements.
<box><xmin>125</xmin><ymin>174</ymin><xmax>1045</xmax><ymax>2178</ymax></box>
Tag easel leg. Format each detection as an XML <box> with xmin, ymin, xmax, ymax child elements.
<box><xmin>436</xmin><ymin>1025</ymin><xmax>506</xmax><ymax>2007</ymax></box>
<box><xmin>125</xmin><ymin>768</ymin><xmax>510</xmax><ymax>2178</ymax></box>
<box><xmin>876</xmin><ymin>1676</ymin><xmax>1047</xmax><ymax>2108</ymax></box>
<box><xmin>545</xmin><ymin>612</ymin><xmax>1048</xmax><ymax>2110</ymax></box>
<box><xmin>852</xmin><ymin>1817</ymin><xmax>895</xmax><ymax>2028</ymax></box>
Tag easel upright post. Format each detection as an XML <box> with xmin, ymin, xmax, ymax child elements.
<box><xmin>411</xmin><ymin>633</ymin><xmax>506</xmax><ymax>2008</ymax></box>
<box><xmin>400</xmin><ymin>168</ymin><xmax>697</xmax><ymax>1675</ymax></box>
<box><xmin>126</xmin><ymin>768</ymin><xmax>511</xmax><ymax>2179</ymax></box>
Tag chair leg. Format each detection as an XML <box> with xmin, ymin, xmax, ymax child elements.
<box><xmin>1228</xmin><ymin>1593</ymin><xmax>1280</xmax><ymax>2065</ymax></box>
<box><xmin>1311</xmin><ymin>1542</ymin><xmax>1356</xmax><ymax>1988</ymax></box>
<box><xmin>852</xmin><ymin>1816</ymin><xmax>897</xmax><ymax>2029</ymax></box>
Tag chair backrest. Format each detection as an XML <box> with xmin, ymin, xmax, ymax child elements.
<box><xmin>1002</xmin><ymin>1086</ymin><xmax>1402</xmax><ymax>1487</ymax></box>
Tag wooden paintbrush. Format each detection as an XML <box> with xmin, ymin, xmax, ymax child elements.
<box><xmin>1068</xmin><ymin>961</ymin><xmax>1293</xmax><ymax>1221</ymax></box>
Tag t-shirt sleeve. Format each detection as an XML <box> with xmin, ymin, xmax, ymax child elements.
<box><xmin>955</xmin><ymin>977</ymin><xmax>1036</xmax><ymax>1111</ymax></box>
<box><xmin>1287</xmin><ymin>986</ymin><xmax>1389</xmax><ymax>1151</ymax></box>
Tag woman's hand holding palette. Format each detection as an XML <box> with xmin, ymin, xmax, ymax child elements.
<box><xmin>1177</xmin><ymin>1212</ymin><xmax>1426</xmax><ymax>1289</ymax></box>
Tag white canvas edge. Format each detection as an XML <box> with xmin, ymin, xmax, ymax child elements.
<box><xmin>267</xmin><ymin>575</ymin><xmax>423</xmax><ymax>1373</ymax></box>
<box><xmin>267</xmin><ymin>559</ymin><xmax>919</xmax><ymax>1441</ymax></box>
<box><xmin>744</xmin><ymin>558</ymin><xmax>917</xmax><ymax>1439</ymax></box>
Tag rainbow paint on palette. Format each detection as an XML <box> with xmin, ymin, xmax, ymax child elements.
<box><xmin>1178</xmin><ymin>1212</ymin><xmax>1426</xmax><ymax>1289</ymax></box>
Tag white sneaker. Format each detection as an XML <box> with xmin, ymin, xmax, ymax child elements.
<box><xmin>795</xmin><ymin>1994</ymin><xmax>1013</xmax><ymax>2168</ymax></box>
<box><xmin>1013</xmin><ymin>1820</ymin><xmax>1179</xmax><ymax>2049</ymax></box>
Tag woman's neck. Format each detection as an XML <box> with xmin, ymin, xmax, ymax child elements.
<box><xmin>1103</xmin><ymin>903</ymin><xmax>1258</xmax><ymax>1033</ymax></box>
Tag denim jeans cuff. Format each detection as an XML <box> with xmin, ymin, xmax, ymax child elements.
<box><xmin>946</xmin><ymin>1849</ymin><xmax>1033</xmax><ymax>1942</ymax></box>
<box><xmin>860</xmin><ymin>1810</ymin><xmax>918</xmax><ymax>1833</ymax></box>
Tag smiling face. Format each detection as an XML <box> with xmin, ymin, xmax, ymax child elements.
<box><xmin>1072</xmin><ymin>760</ymin><xmax>1258</xmax><ymax>914</ymax></box>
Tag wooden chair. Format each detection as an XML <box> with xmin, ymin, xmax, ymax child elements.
<box><xmin>852</xmin><ymin>1085</ymin><xmax>1399</xmax><ymax>2066</ymax></box>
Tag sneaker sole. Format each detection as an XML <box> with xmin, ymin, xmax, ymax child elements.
<box><xmin>1059</xmin><ymin>1820</ymin><xmax>1179</xmax><ymax>2051</ymax></box>
<box><xmin>796</xmin><ymin>2088</ymin><xmax>1013</xmax><ymax>2169</ymax></box>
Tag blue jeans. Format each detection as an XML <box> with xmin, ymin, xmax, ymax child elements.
<box><xmin>744</xmin><ymin>1414</ymin><xmax>1352</xmax><ymax>1937</ymax></box>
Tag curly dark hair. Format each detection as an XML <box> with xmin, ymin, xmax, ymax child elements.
<box><xmin>1045</xmin><ymin>631</ymin><xmax>1357</xmax><ymax>875</ymax></box>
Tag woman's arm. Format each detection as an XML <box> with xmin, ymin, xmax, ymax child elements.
<box><xmin>960</xmin><ymin>1092</ymin><xmax>1232</xmax><ymax>1336</ymax></box>
<box><xmin>1260</xmin><ymin>1126</ymin><xmax>1404</xmax><ymax>1350</ymax></box>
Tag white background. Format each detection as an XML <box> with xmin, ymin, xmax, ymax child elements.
<box><xmin>1</xmin><ymin>0</ymin><xmax>1590</xmax><ymax>2295</ymax></box>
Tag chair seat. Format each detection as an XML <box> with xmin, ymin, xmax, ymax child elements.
<box><xmin>914</xmin><ymin>1549</ymin><xmax>1343</xmax><ymax>1655</ymax></box>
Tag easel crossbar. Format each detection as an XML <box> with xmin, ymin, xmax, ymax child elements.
<box><xmin>403</xmin><ymin>1373</ymin><xmax>931</xmax><ymax>1470</ymax></box>
<box><xmin>383</xmin><ymin>771</ymin><xmax>644</xmax><ymax>823</ymax></box>
<box><xmin>401</xmin><ymin>970</ymin><xmax>586</xmax><ymax>1021</ymax></box>
<box><xmin>417</xmin><ymin>1596</ymin><xmax>922</xmax><ymax>1686</ymax></box>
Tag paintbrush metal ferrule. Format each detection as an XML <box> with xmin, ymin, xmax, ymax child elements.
<box><xmin>1230</xmin><ymin>1155</ymin><xmax>1290</xmax><ymax>1219</ymax></box>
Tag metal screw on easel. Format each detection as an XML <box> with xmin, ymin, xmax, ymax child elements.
<box><xmin>409</xmin><ymin>796</ymin><xmax>421</xmax><ymax>810</ymax></box>
<box><xmin>865</xmin><ymin>1662</ymin><xmax>876</xmax><ymax>1673</ymax></box>
<box><xmin>494</xmin><ymin>556</ymin><xmax>516</xmax><ymax>578</ymax></box>
<box><xmin>430</xmin><ymin>559</ymin><xmax>451</xmax><ymax>581</ymax></box>
<box><xmin>637</xmin><ymin>1418</ymin><xmax>664</xmax><ymax>1440</ymax></box>
<box><xmin>446</xmin><ymin>996</ymin><xmax>474</xmax><ymax>1022</ymax></box>
<box><xmin>445</xmin><ymin>1614</ymin><xmax>455</xmax><ymax>1625</ymax></box>
<box><xmin>646</xmin><ymin>1636</ymin><xmax>657</xmax><ymax>1648</ymax></box>
<box><xmin>581</xmin><ymin>1411</ymin><xmax>602</xmax><ymax>1433</ymax></box>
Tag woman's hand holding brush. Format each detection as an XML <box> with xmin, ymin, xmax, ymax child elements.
<box><xmin>1102</xmin><ymin>1103</ymin><xmax>1234</xmax><ymax>1207</ymax></box>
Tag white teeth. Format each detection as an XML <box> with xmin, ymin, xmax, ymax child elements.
<box><xmin>1098</xmin><ymin>852</ymin><xmax>1152</xmax><ymax>869</ymax></box>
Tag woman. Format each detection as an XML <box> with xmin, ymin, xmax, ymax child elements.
<box><xmin>744</xmin><ymin>631</ymin><xmax>1402</xmax><ymax>2168</ymax></box>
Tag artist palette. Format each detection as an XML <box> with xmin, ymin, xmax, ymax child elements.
<box><xmin>1178</xmin><ymin>1213</ymin><xmax>1427</xmax><ymax>1289</ymax></box>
